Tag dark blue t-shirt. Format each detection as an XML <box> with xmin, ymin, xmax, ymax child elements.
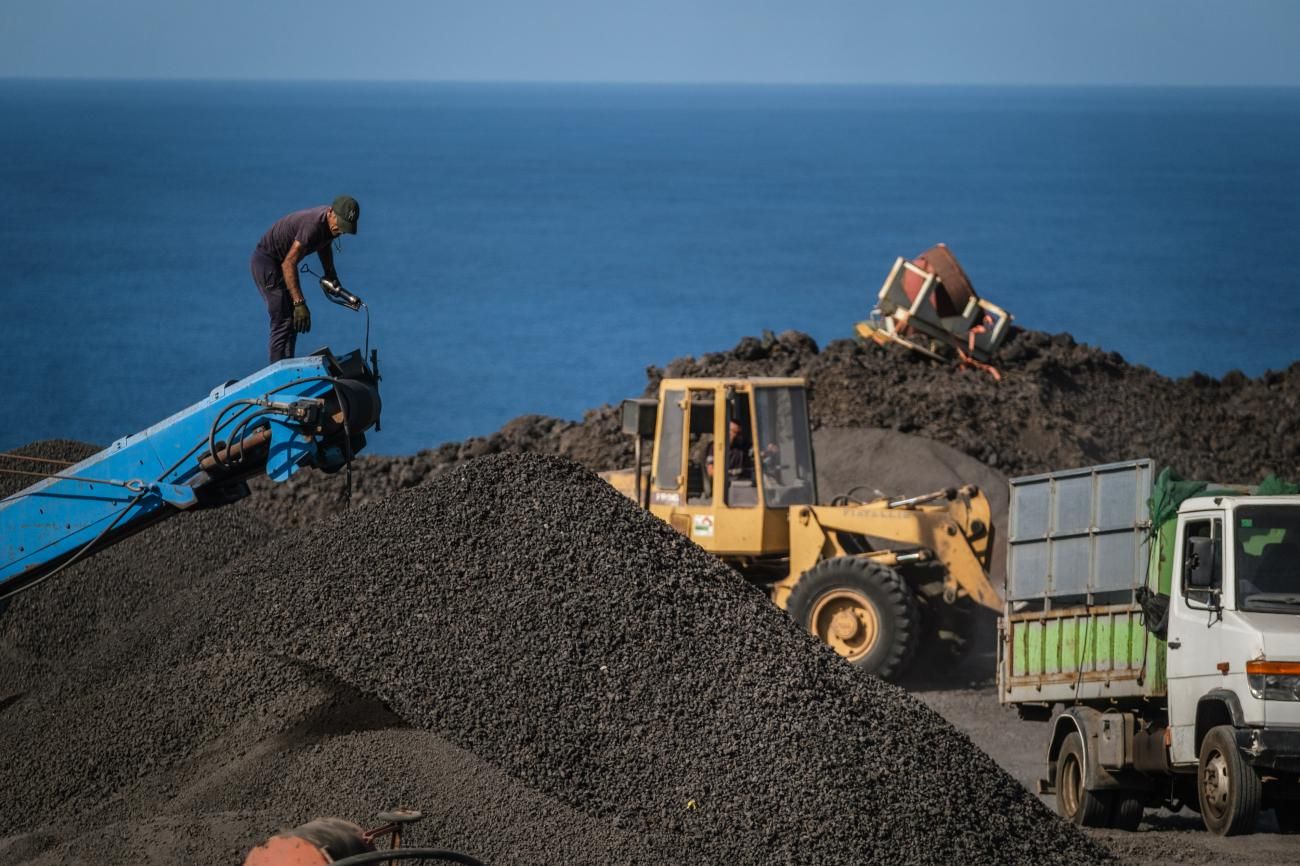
<box><xmin>254</xmin><ymin>206</ymin><xmax>333</xmax><ymax>262</ymax></box>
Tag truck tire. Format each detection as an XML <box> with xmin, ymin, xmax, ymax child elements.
<box><xmin>1198</xmin><ymin>725</ymin><xmax>1262</xmax><ymax>836</ymax></box>
<box><xmin>1110</xmin><ymin>794</ymin><xmax>1144</xmax><ymax>831</ymax></box>
<box><xmin>1056</xmin><ymin>732</ymin><xmax>1112</xmax><ymax>827</ymax></box>
<box><xmin>786</xmin><ymin>557</ymin><xmax>919</xmax><ymax>680</ymax></box>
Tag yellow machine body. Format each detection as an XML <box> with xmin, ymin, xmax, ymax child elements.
<box><xmin>604</xmin><ymin>378</ymin><xmax>807</xmax><ymax>559</ymax></box>
<box><xmin>777</xmin><ymin>495</ymin><xmax>999</xmax><ymax>610</ymax></box>
<box><xmin>602</xmin><ymin>376</ymin><xmax>1002</xmax><ymax>678</ymax></box>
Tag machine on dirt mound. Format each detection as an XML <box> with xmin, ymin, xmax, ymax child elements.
<box><xmin>855</xmin><ymin>243</ymin><xmax>1013</xmax><ymax>379</ymax></box>
<box><xmin>0</xmin><ymin>347</ymin><xmax>381</xmax><ymax>597</ymax></box>
<box><xmin>601</xmin><ymin>376</ymin><xmax>1002</xmax><ymax>681</ymax></box>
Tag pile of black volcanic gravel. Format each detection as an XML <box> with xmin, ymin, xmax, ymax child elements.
<box><xmin>0</xmin><ymin>440</ymin><xmax>281</xmax><ymax>694</ymax></box>
<box><xmin>240</xmin><ymin>328</ymin><xmax>1300</xmax><ymax>530</ymax></box>
<box><xmin>0</xmin><ymin>446</ymin><xmax>689</xmax><ymax>865</ymax></box>
<box><xmin>2</xmin><ymin>452</ymin><xmax>1112</xmax><ymax>865</ymax></box>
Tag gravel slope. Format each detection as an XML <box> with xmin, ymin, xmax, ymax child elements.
<box><xmin>1</xmin><ymin>451</ymin><xmax>1112</xmax><ymax>866</ymax></box>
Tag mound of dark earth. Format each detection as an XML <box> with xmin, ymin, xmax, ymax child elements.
<box><xmin>2</xmin><ymin>452</ymin><xmax>1112</xmax><ymax>865</ymax></box>
<box><xmin>240</xmin><ymin>328</ymin><xmax>1298</xmax><ymax>530</ymax></box>
<box><xmin>215</xmin><ymin>454</ymin><xmax>1106</xmax><ymax>864</ymax></box>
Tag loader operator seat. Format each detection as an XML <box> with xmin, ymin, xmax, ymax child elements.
<box><xmin>704</xmin><ymin>423</ymin><xmax>758</xmax><ymax>507</ymax></box>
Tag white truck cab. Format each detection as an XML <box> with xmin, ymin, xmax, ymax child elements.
<box><xmin>1166</xmin><ymin>496</ymin><xmax>1300</xmax><ymax>768</ymax></box>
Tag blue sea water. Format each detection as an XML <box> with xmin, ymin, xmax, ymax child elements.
<box><xmin>2</xmin><ymin>81</ymin><xmax>1298</xmax><ymax>456</ymax></box>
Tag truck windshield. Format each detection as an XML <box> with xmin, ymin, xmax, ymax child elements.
<box><xmin>1235</xmin><ymin>505</ymin><xmax>1300</xmax><ymax>613</ymax></box>
<box><xmin>752</xmin><ymin>387</ymin><xmax>816</xmax><ymax>508</ymax></box>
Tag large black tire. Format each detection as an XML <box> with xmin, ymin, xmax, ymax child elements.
<box><xmin>786</xmin><ymin>557</ymin><xmax>919</xmax><ymax>680</ymax></box>
<box><xmin>1056</xmin><ymin>733</ymin><xmax>1113</xmax><ymax>827</ymax></box>
<box><xmin>1110</xmin><ymin>794</ymin><xmax>1144</xmax><ymax>831</ymax></box>
<box><xmin>1198</xmin><ymin>725</ymin><xmax>1262</xmax><ymax>836</ymax></box>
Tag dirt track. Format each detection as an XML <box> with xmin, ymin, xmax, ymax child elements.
<box><xmin>908</xmin><ymin>638</ymin><xmax>1298</xmax><ymax>865</ymax></box>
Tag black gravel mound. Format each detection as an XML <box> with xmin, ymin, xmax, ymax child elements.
<box><xmin>0</xmin><ymin>440</ymin><xmax>281</xmax><ymax>695</ymax></box>
<box><xmin>2</xmin><ymin>451</ymin><xmax>1112</xmax><ymax>865</ymax></box>
<box><xmin>212</xmin><ymin>453</ymin><xmax>1108</xmax><ymax>865</ymax></box>
<box><xmin>646</xmin><ymin>328</ymin><xmax>1299</xmax><ymax>481</ymax></box>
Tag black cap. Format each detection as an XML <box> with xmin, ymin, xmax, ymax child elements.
<box><xmin>332</xmin><ymin>195</ymin><xmax>360</xmax><ymax>234</ymax></box>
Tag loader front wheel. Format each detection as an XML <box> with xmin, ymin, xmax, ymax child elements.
<box><xmin>786</xmin><ymin>557</ymin><xmax>919</xmax><ymax>680</ymax></box>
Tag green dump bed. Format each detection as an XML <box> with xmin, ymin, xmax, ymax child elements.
<box><xmin>999</xmin><ymin>459</ymin><xmax>1168</xmax><ymax>706</ymax></box>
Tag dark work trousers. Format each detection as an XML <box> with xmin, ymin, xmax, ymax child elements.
<box><xmin>250</xmin><ymin>251</ymin><xmax>296</xmax><ymax>363</ymax></box>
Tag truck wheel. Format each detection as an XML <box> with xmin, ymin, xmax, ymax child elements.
<box><xmin>786</xmin><ymin>557</ymin><xmax>919</xmax><ymax>680</ymax></box>
<box><xmin>1110</xmin><ymin>794</ymin><xmax>1144</xmax><ymax>831</ymax></box>
<box><xmin>1056</xmin><ymin>733</ymin><xmax>1112</xmax><ymax>827</ymax></box>
<box><xmin>1198</xmin><ymin>725</ymin><xmax>1262</xmax><ymax>836</ymax></box>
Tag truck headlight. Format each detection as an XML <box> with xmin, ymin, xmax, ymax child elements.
<box><xmin>1246</xmin><ymin>660</ymin><xmax>1300</xmax><ymax>701</ymax></box>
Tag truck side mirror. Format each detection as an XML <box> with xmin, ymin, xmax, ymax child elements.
<box><xmin>1186</xmin><ymin>536</ymin><xmax>1217</xmax><ymax>590</ymax></box>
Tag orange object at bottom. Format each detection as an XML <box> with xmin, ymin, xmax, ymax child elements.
<box><xmin>243</xmin><ymin>835</ymin><xmax>333</xmax><ymax>866</ymax></box>
<box><xmin>243</xmin><ymin>818</ymin><xmax>372</xmax><ymax>866</ymax></box>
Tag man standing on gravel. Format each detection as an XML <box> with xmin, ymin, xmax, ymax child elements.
<box><xmin>250</xmin><ymin>195</ymin><xmax>360</xmax><ymax>362</ymax></box>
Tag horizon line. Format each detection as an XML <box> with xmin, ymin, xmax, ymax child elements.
<box><xmin>2</xmin><ymin>75</ymin><xmax>1298</xmax><ymax>91</ymax></box>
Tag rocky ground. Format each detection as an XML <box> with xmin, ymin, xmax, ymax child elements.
<box><xmin>1</xmin><ymin>328</ymin><xmax>1297</xmax><ymax>865</ymax></box>
<box><xmin>908</xmin><ymin>643</ymin><xmax>1298</xmax><ymax>866</ymax></box>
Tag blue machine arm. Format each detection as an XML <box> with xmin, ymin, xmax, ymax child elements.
<box><xmin>0</xmin><ymin>347</ymin><xmax>382</xmax><ymax>597</ymax></box>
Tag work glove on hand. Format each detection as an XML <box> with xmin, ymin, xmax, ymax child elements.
<box><xmin>292</xmin><ymin>301</ymin><xmax>312</xmax><ymax>333</ymax></box>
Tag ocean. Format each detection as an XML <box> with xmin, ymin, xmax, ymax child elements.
<box><xmin>2</xmin><ymin>81</ymin><xmax>1298</xmax><ymax>456</ymax></box>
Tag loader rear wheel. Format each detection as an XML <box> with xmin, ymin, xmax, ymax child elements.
<box><xmin>786</xmin><ymin>557</ymin><xmax>919</xmax><ymax>680</ymax></box>
<box><xmin>1056</xmin><ymin>732</ymin><xmax>1112</xmax><ymax>827</ymax></box>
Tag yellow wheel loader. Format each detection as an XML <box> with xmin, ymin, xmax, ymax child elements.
<box><xmin>601</xmin><ymin>377</ymin><xmax>1002</xmax><ymax>680</ymax></box>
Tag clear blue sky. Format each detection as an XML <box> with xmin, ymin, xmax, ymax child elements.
<box><xmin>2</xmin><ymin>0</ymin><xmax>1298</xmax><ymax>86</ymax></box>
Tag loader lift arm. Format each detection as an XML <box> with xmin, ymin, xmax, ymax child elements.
<box><xmin>781</xmin><ymin>485</ymin><xmax>1001</xmax><ymax>612</ymax></box>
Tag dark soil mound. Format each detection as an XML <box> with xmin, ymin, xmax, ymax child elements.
<box><xmin>647</xmin><ymin>329</ymin><xmax>1298</xmax><ymax>482</ymax></box>
<box><xmin>240</xmin><ymin>329</ymin><xmax>1299</xmax><ymax>531</ymax></box>
<box><xmin>223</xmin><ymin>455</ymin><xmax>1107</xmax><ymax>863</ymax></box>
<box><xmin>0</xmin><ymin>440</ymin><xmax>281</xmax><ymax>695</ymax></box>
<box><xmin>1</xmin><ymin>453</ymin><xmax>1112</xmax><ymax>865</ymax></box>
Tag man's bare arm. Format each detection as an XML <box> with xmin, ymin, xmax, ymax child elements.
<box><xmin>281</xmin><ymin>241</ymin><xmax>305</xmax><ymax>303</ymax></box>
<box><xmin>318</xmin><ymin>243</ymin><xmax>337</xmax><ymax>281</ymax></box>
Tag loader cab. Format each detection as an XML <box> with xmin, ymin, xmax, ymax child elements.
<box><xmin>642</xmin><ymin>378</ymin><xmax>816</xmax><ymax>557</ymax></box>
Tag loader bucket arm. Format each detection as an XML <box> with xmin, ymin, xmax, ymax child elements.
<box><xmin>787</xmin><ymin>485</ymin><xmax>1002</xmax><ymax>612</ymax></box>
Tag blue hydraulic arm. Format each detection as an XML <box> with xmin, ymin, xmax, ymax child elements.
<box><xmin>0</xmin><ymin>347</ymin><xmax>381</xmax><ymax>597</ymax></box>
